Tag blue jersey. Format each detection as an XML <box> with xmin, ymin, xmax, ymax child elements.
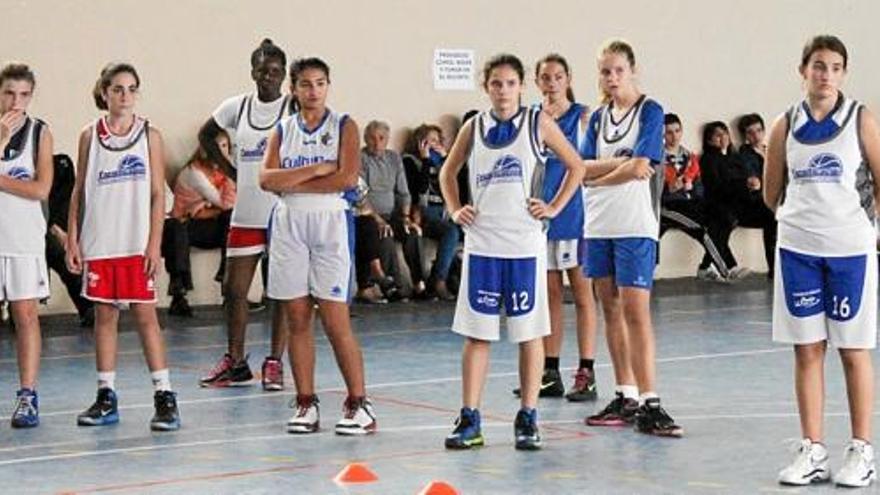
<box><xmin>541</xmin><ymin>103</ymin><xmax>586</xmax><ymax>240</ymax></box>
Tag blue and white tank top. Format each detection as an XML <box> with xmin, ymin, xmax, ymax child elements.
<box><xmin>540</xmin><ymin>102</ymin><xmax>586</xmax><ymax>241</ymax></box>
<box><xmin>778</xmin><ymin>95</ymin><xmax>875</xmax><ymax>256</ymax></box>
<box><xmin>276</xmin><ymin>109</ymin><xmax>348</xmax><ymax>211</ymax></box>
<box><xmin>466</xmin><ymin>107</ymin><xmax>546</xmax><ymax>257</ymax></box>
<box><xmin>0</xmin><ymin>117</ymin><xmax>46</xmax><ymax>256</ymax></box>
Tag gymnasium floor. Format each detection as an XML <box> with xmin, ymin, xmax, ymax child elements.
<box><xmin>0</xmin><ymin>277</ymin><xmax>875</xmax><ymax>494</ymax></box>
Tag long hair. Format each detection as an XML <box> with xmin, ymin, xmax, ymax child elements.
<box><xmin>536</xmin><ymin>53</ymin><xmax>575</xmax><ymax>102</ymax></box>
<box><xmin>597</xmin><ymin>39</ymin><xmax>636</xmax><ymax>105</ymax></box>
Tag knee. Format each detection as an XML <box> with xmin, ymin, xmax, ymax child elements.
<box><xmin>839</xmin><ymin>349</ymin><xmax>869</xmax><ymax>370</ymax></box>
<box><xmin>795</xmin><ymin>343</ymin><xmax>827</xmax><ymax>366</ymax></box>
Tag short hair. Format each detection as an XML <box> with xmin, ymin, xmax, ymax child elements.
<box><xmin>664</xmin><ymin>113</ymin><xmax>682</xmax><ymax>127</ymax></box>
<box><xmin>0</xmin><ymin>62</ymin><xmax>35</xmax><ymax>87</ymax></box>
<box><xmin>737</xmin><ymin>113</ymin><xmax>765</xmax><ymax>137</ymax></box>
<box><xmin>364</xmin><ymin>120</ymin><xmax>390</xmax><ymax>138</ymax></box>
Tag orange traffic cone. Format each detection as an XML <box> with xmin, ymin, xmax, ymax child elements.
<box><xmin>417</xmin><ymin>480</ymin><xmax>459</xmax><ymax>495</ymax></box>
<box><xmin>333</xmin><ymin>462</ymin><xmax>379</xmax><ymax>484</ymax></box>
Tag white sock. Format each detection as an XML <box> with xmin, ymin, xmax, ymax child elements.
<box><xmin>150</xmin><ymin>369</ymin><xmax>172</xmax><ymax>392</ymax></box>
<box><xmin>97</xmin><ymin>371</ymin><xmax>116</xmax><ymax>390</ymax></box>
<box><xmin>619</xmin><ymin>385</ymin><xmax>639</xmax><ymax>400</ymax></box>
<box><xmin>639</xmin><ymin>391</ymin><xmax>659</xmax><ymax>406</ymax></box>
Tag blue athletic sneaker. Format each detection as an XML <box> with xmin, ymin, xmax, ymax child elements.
<box><xmin>445</xmin><ymin>407</ymin><xmax>484</xmax><ymax>449</ymax></box>
<box><xmin>514</xmin><ymin>408</ymin><xmax>542</xmax><ymax>450</ymax></box>
<box><xmin>77</xmin><ymin>388</ymin><xmax>119</xmax><ymax>426</ymax></box>
<box><xmin>11</xmin><ymin>388</ymin><xmax>39</xmax><ymax>428</ymax></box>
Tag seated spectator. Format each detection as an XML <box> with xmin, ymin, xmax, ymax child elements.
<box><xmin>658</xmin><ymin>114</ymin><xmax>731</xmax><ymax>281</ymax></box>
<box><xmin>161</xmin><ymin>130</ymin><xmax>236</xmax><ymax>316</ymax></box>
<box><xmin>401</xmin><ymin>123</ymin><xmax>462</xmax><ymax>300</ymax></box>
<box><xmin>736</xmin><ymin>112</ymin><xmax>778</xmax><ymax>276</ymax></box>
<box><xmin>46</xmin><ymin>153</ymin><xmax>94</xmax><ymax>326</ymax></box>
<box><xmin>360</xmin><ymin>120</ymin><xmax>428</xmax><ymax>299</ymax></box>
<box><xmin>700</xmin><ymin>121</ymin><xmax>776</xmax><ymax>279</ymax></box>
<box><xmin>351</xmin><ymin>178</ymin><xmax>401</xmax><ymax>303</ymax></box>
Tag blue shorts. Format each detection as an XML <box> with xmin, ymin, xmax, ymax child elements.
<box><xmin>772</xmin><ymin>247</ymin><xmax>877</xmax><ymax>348</ymax></box>
<box><xmin>452</xmin><ymin>253</ymin><xmax>550</xmax><ymax>342</ymax></box>
<box><xmin>583</xmin><ymin>238</ymin><xmax>656</xmax><ymax>289</ymax></box>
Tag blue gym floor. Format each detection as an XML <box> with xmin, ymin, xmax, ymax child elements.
<box><xmin>0</xmin><ymin>277</ymin><xmax>876</xmax><ymax>494</ymax></box>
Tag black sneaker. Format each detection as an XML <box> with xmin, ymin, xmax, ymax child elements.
<box><xmin>514</xmin><ymin>408</ymin><xmax>542</xmax><ymax>451</ymax></box>
<box><xmin>199</xmin><ymin>354</ymin><xmax>255</xmax><ymax>387</ymax></box>
<box><xmin>168</xmin><ymin>295</ymin><xmax>194</xmax><ymax>317</ymax></box>
<box><xmin>635</xmin><ymin>398</ymin><xmax>683</xmax><ymax>437</ymax></box>
<box><xmin>513</xmin><ymin>369</ymin><xmax>564</xmax><ymax>398</ymax></box>
<box><xmin>77</xmin><ymin>388</ymin><xmax>119</xmax><ymax>426</ymax></box>
<box><xmin>565</xmin><ymin>368</ymin><xmax>598</xmax><ymax>402</ymax></box>
<box><xmin>150</xmin><ymin>390</ymin><xmax>181</xmax><ymax>431</ymax></box>
<box><xmin>585</xmin><ymin>392</ymin><xmax>639</xmax><ymax>426</ymax></box>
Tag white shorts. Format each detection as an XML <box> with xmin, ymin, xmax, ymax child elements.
<box><xmin>267</xmin><ymin>206</ymin><xmax>353</xmax><ymax>302</ymax></box>
<box><xmin>772</xmin><ymin>247</ymin><xmax>877</xmax><ymax>349</ymax></box>
<box><xmin>0</xmin><ymin>255</ymin><xmax>49</xmax><ymax>302</ymax></box>
<box><xmin>452</xmin><ymin>251</ymin><xmax>549</xmax><ymax>343</ymax></box>
<box><xmin>546</xmin><ymin>238</ymin><xmax>583</xmax><ymax>271</ymax></box>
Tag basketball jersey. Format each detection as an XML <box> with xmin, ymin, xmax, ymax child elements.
<box><xmin>80</xmin><ymin>117</ymin><xmax>151</xmax><ymax>260</ymax></box>
<box><xmin>466</xmin><ymin>107</ymin><xmax>545</xmax><ymax>257</ymax></box>
<box><xmin>584</xmin><ymin>96</ymin><xmax>660</xmax><ymax>240</ymax></box>
<box><xmin>0</xmin><ymin>117</ymin><xmax>46</xmax><ymax>256</ymax></box>
<box><xmin>276</xmin><ymin>109</ymin><xmax>348</xmax><ymax>211</ymax></box>
<box><xmin>541</xmin><ymin>102</ymin><xmax>586</xmax><ymax>241</ymax></box>
<box><xmin>777</xmin><ymin>96</ymin><xmax>875</xmax><ymax>256</ymax></box>
<box><xmin>227</xmin><ymin>93</ymin><xmax>290</xmax><ymax>228</ymax></box>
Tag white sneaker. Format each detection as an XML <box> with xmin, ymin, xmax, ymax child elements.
<box><xmin>727</xmin><ymin>266</ymin><xmax>752</xmax><ymax>281</ymax></box>
<box><xmin>834</xmin><ymin>439</ymin><xmax>877</xmax><ymax>488</ymax></box>
<box><xmin>286</xmin><ymin>395</ymin><xmax>320</xmax><ymax>434</ymax></box>
<box><xmin>778</xmin><ymin>439</ymin><xmax>831</xmax><ymax>485</ymax></box>
<box><xmin>335</xmin><ymin>397</ymin><xmax>377</xmax><ymax>435</ymax></box>
<box><xmin>696</xmin><ymin>265</ymin><xmax>727</xmax><ymax>282</ymax></box>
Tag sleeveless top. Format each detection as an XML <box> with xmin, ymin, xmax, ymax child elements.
<box><xmin>80</xmin><ymin>116</ymin><xmax>151</xmax><ymax>260</ymax></box>
<box><xmin>540</xmin><ymin>102</ymin><xmax>586</xmax><ymax>240</ymax></box>
<box><xmin>466</xmin><ymin>107</ymin><xmax>545</xmax><ymax>257</ymax></box>
<box><xmin>0</xmin><ymin>117</ymin><xmax>46</xmax><ymax>256</ymax></box>
<box><xmin>777</xmin><ymin>96</ymin><xmax>875</xmax><ymax>256</ymax></box>
<box><xmin>276</xmin><ymin>109</ymin><xmax>349</xmax><ymax>211</ymax></box>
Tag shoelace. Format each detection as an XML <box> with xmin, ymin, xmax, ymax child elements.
<box><xmin>13</xmin><ymin>395</ymin><xmax>36</xmax><ymax>417</ymax></box>
<box><xmin>207</xmin><ymin>357</ymin><xmax>233</xmax><ymax>377</ymax></box>
<box><xmin>571</xmin><ymin>371</ymin><xmax>589</xmax><ymax>390</ymax></box>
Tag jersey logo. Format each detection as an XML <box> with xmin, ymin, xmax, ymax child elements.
<box><xmin>476</xmin><ymin>154</ymin><xmax>523</xmax><ymax>188</ymax></box>
<box><xmin>321</xmin><ymin>131</ymin><xmax>334</xmax><ymax>146</ymax></box>
<box><xmin>613</xmin><ymin>148</ymin><xmax>634</xmax><ymax>158</ymax></box>
<box><xmin>240</xmin><ymin>137</ymin><xmax>268</xmax><ymax>162</ymax></box>
<box><xmin>98</xmin><ymin>154</ymin><xmax>147</xmax><ymax>185</ymax></box>
<box><xmin>793</xmin><ymin>152</ymin><xmax>843</xmax><ymax>183</ymax></box>
<box><xmin>281</xmin><ymin>155</ymin><xmax>329</xmax><ymax>169</ymax></box>
<box><xmin>6</xmin><ymin>167</ymin><xmax>32</xmax><ymax>180</ymax></box>
<box><xmin>792</xmin><ymin>289</ymin><xmax>822</xmax><ymax>310</ymax></box>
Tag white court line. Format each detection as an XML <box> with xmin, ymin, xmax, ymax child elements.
<box><xmin>0</xmin><ymin>420</ymin><xmax>544</xmax><ymax>467</ymax></box>
<box><xmin>0</xmin><ymin>325</ymin><xmax>455</xmax><ymax>365</ymax></box>
<box><xmin>664</xmin><ymin>303</ymin><xmax>770</xmax><ymax>316</ymax></box>
<box><xmin>33</xmin><ymin>346</ymin><xmax>789</xmax><ymax>419</ymax></box>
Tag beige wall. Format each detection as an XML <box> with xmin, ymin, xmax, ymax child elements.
<box><xmin>4</xmin><ymin>0</ymin><xmax>878</xmax><ymax>162</ymax></box>
<box><xmin>3</xmin><ymin>0</ymin><xmax>879</xmax><ymax>313</ymax></box>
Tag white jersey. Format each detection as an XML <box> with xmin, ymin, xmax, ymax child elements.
<box><xmin>777</xmin><ymin>97</ymin><xmax>875</xmax><ymax>256</ymax></box>
<box><xmin>0</xmin><ymin>117</ymin><xmax>46</xmax><ymax>256</ymax></box>
<box><xmin>80</xmin><ymin>117</ymin><xmax>151</xmax><ymax>260</ymax></box>
<box><xmin>213</xmin><ymin>93</ymin><xmax>290</xmax><ymax>228</ymax></box>
<box><xmin>276</xmin><ymin>109</ymin><xmax>348</xmax><ymax>211</ymax></box>
<box><xmin>585</xmin><ymin>97</ymin><xmax>659</xmax><ymax>240</ymax></box>
<box><xmin>466</xmin><ymin>107</ymin><xmax>545</xmax><ymax>257</ymax></box>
